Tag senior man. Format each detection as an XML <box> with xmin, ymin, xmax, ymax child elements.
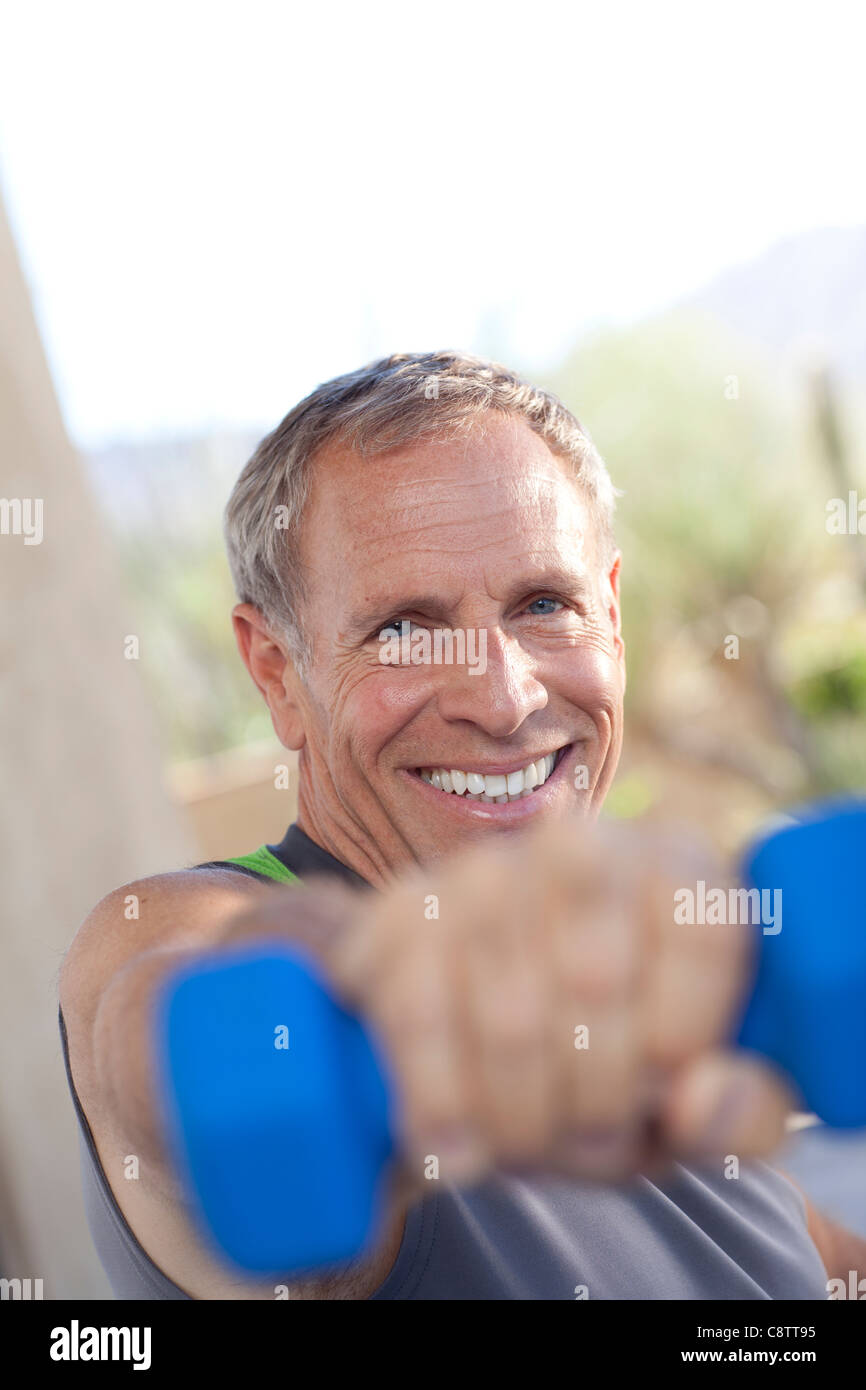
<box><xmin>59</xmin><ymin>351</ymin><xmax>860</xmax><ymax>1300</ymax></box>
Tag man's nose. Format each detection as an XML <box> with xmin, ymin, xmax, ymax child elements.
<box><xmin>434</xmin><ymin>629</ymin><xmax>548</xmax><ymax>737</ymax></box>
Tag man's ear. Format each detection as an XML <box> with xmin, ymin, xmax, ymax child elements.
<box><xmin>231</xmin><ymin>603</ymin><xmax>307</xmax><ymax>751</ymax></box>
<box><xmin>605</xmin><ymin>551</ymin><xmax>626</xmax><ymax>689</ymax></box>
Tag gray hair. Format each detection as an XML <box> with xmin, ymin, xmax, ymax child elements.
<box><xmin>224</xmin><ymin>350</ymin><xmax>617</xmax><ymax>675</ymax></box>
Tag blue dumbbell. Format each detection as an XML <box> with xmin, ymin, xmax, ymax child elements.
<box><xmin>733</xmin><ymin>797</ymin><xmax>866</xmax><ymax>1127</ymax></box>
<box><xmin>154</xmin><ymin>944</ymin><xmax>397</xmax><ymax>1274</ymax></box>
<box><xmin>155</xmin><ymin>798</ymin><xmax>866</xmax><ymax>1276</ymax></box>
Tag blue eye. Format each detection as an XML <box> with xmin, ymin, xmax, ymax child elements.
<box><xmin>378</xmin><ymin>618</ymin><xmax>412</xmax><ymax>641</ymax></box>
<box><xmin>527</xmin><ymin>597</ymin><xmax>562</xmax><ymax>615</ymax></box>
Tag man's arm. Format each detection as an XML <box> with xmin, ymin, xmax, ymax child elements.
<box><xmin>82</xmin><ymin>871</ymin><xmax>364</xmax><ymax>1176</ymax></box>
<box><xmin>63</xmin><ymin>815</ymin><xmax>801</xmax><ymax>1296</ymax></box>
<box><xmin>60</xmin><ymin>869</ymin><xmax>408</xmax><ymax>1299</ymax></box>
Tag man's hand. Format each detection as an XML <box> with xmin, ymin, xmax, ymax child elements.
<box><xmin>311</xmin><ymin>814</ymin><xmax>796</xmax><ymax>1195</ymax></box>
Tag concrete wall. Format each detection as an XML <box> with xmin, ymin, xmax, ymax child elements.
<box><xmin>0</xmin><ymin>189</ymin><xmax>198</xmax><ymax>1298</ymax></box>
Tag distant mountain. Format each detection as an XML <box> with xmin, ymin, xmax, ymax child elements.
<box><xmin>81</xmin><ymin>227</ymin><xmax>866</xmax><ymax>525</ymax></box>
<box><xmin>685</xmin><ymin>225</ymin><xmax>866</xmax><ymax>381</ymax></box>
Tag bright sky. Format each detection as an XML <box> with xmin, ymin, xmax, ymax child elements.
<box><xmin>0</xmin><ymin>0</ymin><xmax>864</xmax><ymax>449</ymax></box>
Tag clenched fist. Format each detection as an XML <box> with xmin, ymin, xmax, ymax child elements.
<box><xmin>217</xmin><ymin>814</ymin><xmax>794</xmax><ymax>1201</ymax></box>
<box><xmin>288</xmin><ymin>814</ymin><xmax>795</xmax><ymax>1195</ymax></box>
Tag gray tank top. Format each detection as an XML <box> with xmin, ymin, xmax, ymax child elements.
<box><xmin>59</xmin><ymin>824</ymin><xmax>829</xmax><ymax>1300</ymax></box>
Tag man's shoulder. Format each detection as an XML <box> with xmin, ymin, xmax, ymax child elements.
<box><xmin>60</xmin><ymin>863</ymin><xmax>270</xmax><ymax>1035</ymax></box>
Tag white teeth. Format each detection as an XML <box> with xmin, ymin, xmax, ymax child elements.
<box><xmin>418</xmin><ymin>750</ymin><xmax>562</xmax><ymax>803</ymax></box>
<box><xmin>483</xmin><ymin>774</ymin><xmax>507</xmax><ymax>798</ymax></box>
<box><xmin>506</xmin><ymin>768</ymin><xmax>524</xmax><ymax>796</ymax></box>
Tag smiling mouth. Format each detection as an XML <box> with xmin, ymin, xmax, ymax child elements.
<box><xmin>413</xmin><ymin>745</ymin><xmax>571</xmax><ymax>804</ymax></box>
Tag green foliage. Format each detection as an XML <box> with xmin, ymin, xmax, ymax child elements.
<box><xmin>601</xmin><ymin>772</ymin><xmax>656</xmax><ymax>820</ymax></box>
<box><xmin>792</xmin><ymin>653</ymin><xmax>866</xmax><ymax>717</ymax></box>
<box><xmin>123</xmin><ymin>530</ymin><xmax>272</xmax><ymax>760</ymax></box>
<box><xmin>544</xmin><ymin>311</ymin><xmax>865</xmax><ymax>796</ymax></box>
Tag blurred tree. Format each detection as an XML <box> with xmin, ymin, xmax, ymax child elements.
<box><xmin>123</xmin><ymin>528</ymin><xmax>273</xmax><ymax>760</ymax></box>
<box><xmin>545</xmin><ymin>310</ymin><xmax>866</xmax><ymax>802</ymax></box>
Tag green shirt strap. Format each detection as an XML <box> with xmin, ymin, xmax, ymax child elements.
<box><xmin>224</xmin><ymin>846</ymin><xmax>300</xmax><ymax>886</ymax></box>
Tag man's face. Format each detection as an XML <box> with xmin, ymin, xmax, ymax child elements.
<box><xmin>276</xmin><ymin>413</ymin><xmax>624</xmax><ymax>880</ymax></box>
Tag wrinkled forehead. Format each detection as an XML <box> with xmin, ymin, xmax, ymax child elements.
<box><xmin>298</xmin><ymin>415</ymin><xmax>602</xmax><ymax>606</ymax></box>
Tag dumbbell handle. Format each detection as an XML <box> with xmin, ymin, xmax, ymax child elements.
<box><xmin>156</xmin><ymin>798</ymin><xmax>866</xmax><ymax>1276</ymax></box>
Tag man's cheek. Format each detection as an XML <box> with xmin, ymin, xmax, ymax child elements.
<box><xmin>562</xmin><ymin>646</ymin><xmax>624</xmax><ymax>718</ymax></box>
<box><xmin>365</xmin><ymin>671</ymin><xmax>437</xmax><ymax>722</ymax></box>
<box><xmin>335</xmin><ymin>676</ymin><xmax>432</xmax><ymax>778</ymax></box>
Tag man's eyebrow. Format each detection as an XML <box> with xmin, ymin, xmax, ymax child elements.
<box><xmin>347</xmin><ymin>569</ymin><xmax>594</xmax><ymax>640</ymax></box>
<box><xmin>346</xmin><ymin>596</ymin><xmax>453</xmax><ymax>639</ymax></box>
